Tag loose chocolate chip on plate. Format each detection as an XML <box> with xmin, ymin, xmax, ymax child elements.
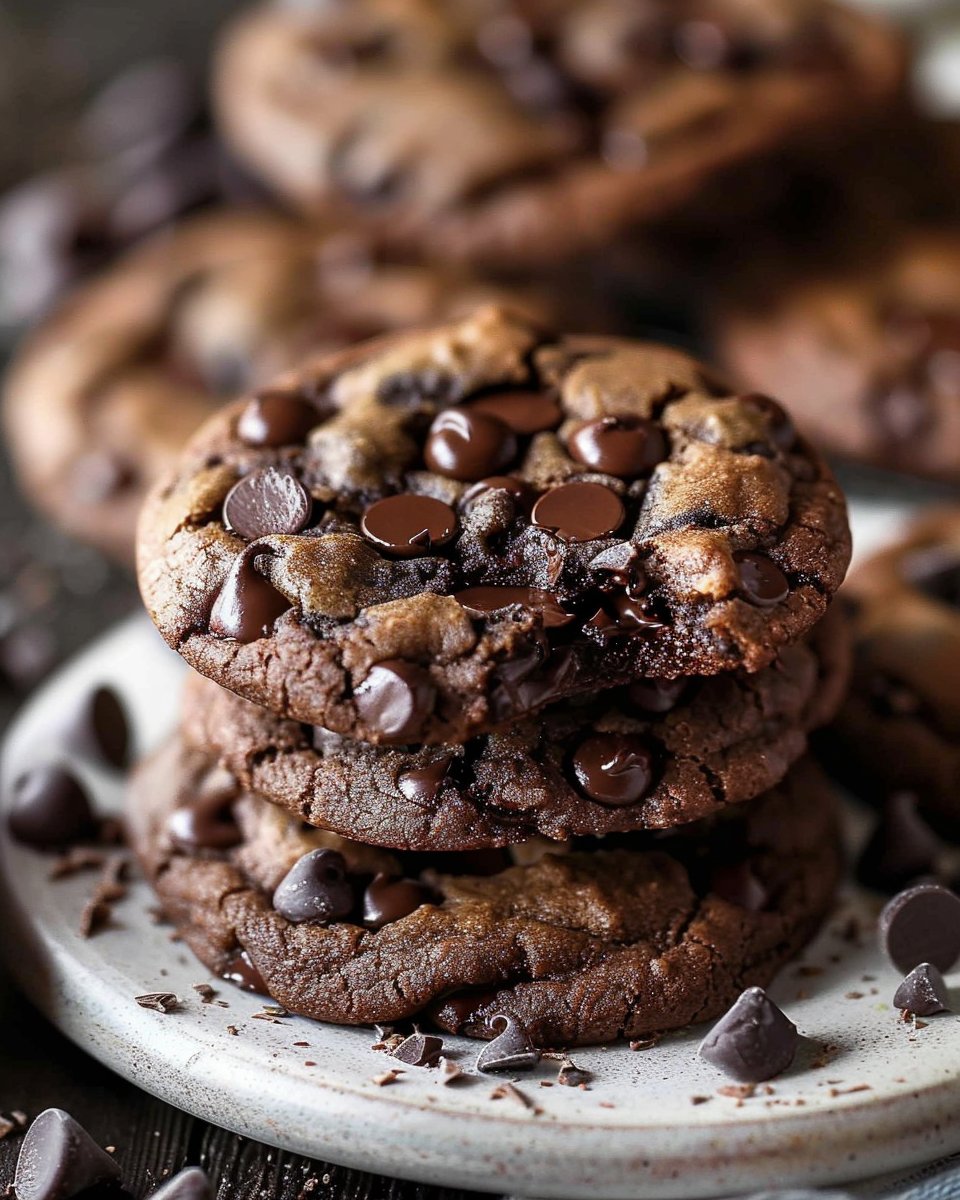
<box><xmin>568</xmin><ymin>416</ymin><xmax>666</xmax><ymax>477</ymax></box>
<box><xmin>532</xmin><ymin>482</ymin><xmax>625</xmax><ymax>543</ymax></box>
<box><xmin>209</xmin><ymin>543</ymin><xmax>291</xmax><ymax>643</ymax></box>
<box><xmin>360</xmin><ymin>495</ymin><xmax>458</xmax><ymax>558</ymax></box>
<box><xmin>880</xmin><ymin>883</ymin><xmax>960</xmax><ymax>974</ymax></box>
<box><xmin>8</xmin><ymin>766</ymin><xmax>96</xmax><ymax>847</ymax></box>
<box><xmin>150</xmin><ymin>1166</ymin><xmax>213</xmax><ymax>1200</ymax></box>
<box><xmin>363</xmin><ymin>873</ymin><xmax>434</xmax><ymax>928</ymax></box>
<box><xmin>468</xmin><ymin>390</ymin><xmax>562</xmax><ymax>435</ymax></box>
<box><xmin>857</xmin><ymin>793</ymin><xmax>942</xmax><ymax>894</ymax></box>
<box><xmin>14</xmin><ymin>1108</ymin><xmax>120</xmax><ymax>1200</ymax></box>
<box><xmin>698</xmin><ymin>987</ymin><xmax>798</xmax><ymax>1083</ymax></box>
<box><xmin>476</xmin><ymin>1015</ymin><xmax>541</xmax><ymax>1073</ymax></box>
<box><xmin>62</xmin><ymin>685</ymin><xmax>130</xmax><ymax>770</ymax></box>
<box><xmin>354</xmin><ymin>660</ymin><xmax>436</xmax><ymax>742</ymax></box>
<box><xmin>455</xmin><ymin>585</ymin><xmax>574</xmax><ymax>628</ymax></box>
<box><xmin>397</xmin><ymin>755</ymin><xmax>454</xmax><ymax>803</ymax></box>
<box><xmin>223</xmin><ymin>467</ymin><xmax>312</xmax><ymax>540</ymax></box>
<box><xmin>236</xmin><ymin>389</ymin><xmax>318</xmax><ymax>447</ymax></box>
<box><xmin>893</xmin><ymin>963</ymin><xmax>951</xmax><ymax>1017</ymax></box>
<box><xmin>735</xmin><ymin>552</ymin><xmax>789</xmax><ymax>607</ymax></box>
<box><xmin>391</xmin><ymin>1032</ymin><xmax>444</xmax><ymax>1067</ymax></box>
<box><xmin>424</xmin><ymin>409</ymin><xmax>517</xmax><ymax>482</ymax></box>
<box><xmin>572</xmin><ymin>733</ymin><xmax>654</xmax><ymax>806</ymax></box>
<box><xmin>273</xmin><ymin>849</ymin><xmax>354</xmax><ymax>924</ymax></box>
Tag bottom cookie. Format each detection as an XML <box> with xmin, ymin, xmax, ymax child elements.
<box><xmin>127</xmin><ymin>737</ymin><xmax>841</xmax><ymax>1048</ymax></box>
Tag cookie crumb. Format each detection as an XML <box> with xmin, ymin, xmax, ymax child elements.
<box><xmin>372</xmin><ymin>1069</ymin><xmax>403</xmax><ymax>1087</ymax></box>
<box><xmin>192</xmin><ymin>983</ymin><xmax>217</xmax><ymax>1003</ymax></box>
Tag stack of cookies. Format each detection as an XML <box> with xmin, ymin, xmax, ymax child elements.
<box><xmin>130</xmin><ymin>305</ymin><xmax>852</xmax><ymax>1048</ymax></box>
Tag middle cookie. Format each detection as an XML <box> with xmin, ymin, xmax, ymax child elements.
<box><xmin>183</xmin><ymin>607</ymin><xmax>849</xmax><ymax>850</ymax></box>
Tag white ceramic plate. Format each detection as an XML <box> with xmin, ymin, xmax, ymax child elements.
<box><xmin>2</xmin><ymin>490</ymin><xmax>960</xmax><ymax>1200</ymax></box>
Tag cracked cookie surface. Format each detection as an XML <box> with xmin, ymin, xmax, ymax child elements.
<box><xmin>137</xmin><ymin>307</ymin><xmax>851</xmax><ymax>745</ymax></box>
<box><xmin>128</xmin><ymin>735</ymin><xmax>841</xmax><ymax>1046</ymax></box>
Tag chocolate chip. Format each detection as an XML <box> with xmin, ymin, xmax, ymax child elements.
<box><xmin>698</xmin><ymin>987</ymin><xmax>798</xmax><ymax>1083</ymax></box>
<box><xmin>455</xmin><ymin>585</ymin><xmax>574</xmax><ymax>628</ymax></box>
<box><xmin>894</xmin><ymin>963</ymin><xmax>951</xmax><ymax>1017</ymax></box>
<box><xmin>391</xmin><ymin>1032</ymin><xmax>444</xmax><ymax>1067</ymax></box>
<box><xmin>532</xmin><ymin>482</ymin><xmax>625</xmax><ymax>543</ymax></box>
<box><xmin>354</xmin><ymin>659</ymin><xmax>435</xmax><ymax>743</ymax></box>
<box><xmin>167</xmin><ymin>772</ymin><xmax>240</xmax><ymax>851</ymax></box>
<box><xmin>585</xmin><ymin>593</ymin><xmax>662</xmax><ymax>639</ymax></box>
<box><xmin>62</xmin><ymin>686</ymin><xmax>130</xmax><ymax>770</ymax></box>
<box><xmin>742</xmin><ymin>394</ymin><xmax>795</xmax><ymax>450</ymax></box>
<box><xmin>209</xmin><ymin>542</ymin><xmax>291</xmax><ymax>643</ymax></box>
<box><xmin>14</xmin><ymin>1108</ymin><xmax>120</xmax><ymax>1200</ymax></box>
<box><xmin>568</xmin><ymin>416</ymin><xmax>666</xmax><ymax>477</ymax></box>
<box><xmin>7</xmin><ymin>767</ymin><xmax>96</xmax><ymax>847</ymax></box>
<box><xmin>626</xmin><ymin>677</ymin><xmax>687</xmax><ymax>714</ymax></box>
<box><xmin>588</xmin><ymin>541</ymin><xmax>643</xmax><ymax>589</ymax></box>
<box><xmin>476</xmin><ymin>1015</ymin><xmax>540</xmax><ymax>1073</ymax></box>
<box><xmin>711</xmin><ymin>862</ymin><xmax>768</xmax><ymax>912</ymax></box>
<box><xmin>468</xmin><ymin>390</ymin><xmax>562</xmax><ymax>434</ymax></box>
<box><xmin>397</xmin><ymin>756</ymin><xmax>453</xmax><ymax>803</ymax></box>
<box><xmin>222</xmin><ymin>949</ymin><xmax>270</xmax><ymax>995</ymax></box>
<box><xmin>360</xmin><ymin>495</ymin><xmax>458</xmax><ymax>558</ymax></box>
<box><xmin>236</xmin><ymin>390</ymin><xmax>318</xmax><ymax>447</ymax></box>
<box><xmin>880</xmin><ymin>884</ymin><xmax>960</xmax><ymax>974</ymax></box>
<box><xmin>461</xmin><ymin>475</ymin><xmax>533</xmax><ymax>510</ymax></box>
<box><xmin>363</xmin><ymin>873</ymin><xmax>434</xmax><ymax>928</ymax></box>
<box><xmin>424</xmin><ymin>409</ymin><xmax>517</xmax><ymax>482</ymax></box>
<box><xmin>273</xmin><ymin>849</ymin><xmax>354</xmax><ymax>925</ymax></box>
<box><xmin>857</xmin><ymin>793</ymin><xmax>943</xmax><ymax>894</ymax></box>
<box><xmin>735</xmin><ymin>552</ymin><xmax>789</xmax><ymax>607</ymax></box>
<box><xmin>571</xmin><ymin>733</ymin><xmax>654</xmax><ymax>806</ymax></box>
<box><xmin>150</xmin><ymin>1166</ymin><xmax>213</xmax><ymax>1200</ymax></box>
<box><xmin>223</xmin><ymin>467</ymin><xmax>312</xmax><ymax>540</ymax></box>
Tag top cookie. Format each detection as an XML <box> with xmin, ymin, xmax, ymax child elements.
<box><xmin>138</xmin><ymin>306</ymin><xmax>851</xmax><ymax>746</ymax></box>
<box><xmin>212</xmin><ymin>0</ymin><xmax>904</xmax><ymax>267</ymax></box>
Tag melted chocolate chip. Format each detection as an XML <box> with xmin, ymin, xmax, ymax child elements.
<box><xmin>209</xmin><ymin>543</ymin><xmax>291</xmax><ymax>643</ymax></box>
<box><xmin>588</xmin><ymin>542</ymin><xmax>643</xmax><ymax>590</ymax></box>
<box><xmin>532</xmin><ymin>482</ymin><xmax>625</xmax><ymax>543</ymax></box>
<box><xmin>455</xmin><ymin>585</ymin><xmax>574</xmax><ymax>628</ymax></box>
<box><xmin>711</xmin><ymin>861</ymin><xmax>768</xmax><ymax>912</ymax></box>
<box><xmin>568</xmin><ymin>416</ymin><xmax>666</xmax><ymax>477</ymax></box>
<box><xmin>222</xmin><ymin>949</ymin><xmax>270</xmax><ymax>995</ymax></box>
<box><xmin>585</xmin><ymin>593</ymin><xmax>663</xmax><ymax>640</ymax></box>
<box><xmin>167</xmin><ymin>778</ymin><xmax>241</xmax><ymax>851</ymax></box>
<box><xmin>880</xmin><ymin>883</ymin><xmax>960</xmax><ymax>974</ymax></box>
<box><xmin>354</xmin><ymin>660</ymin><xmax>436</xmax><ymax>742</ymax></box>
<box><xmin>360</xmin><ymin>494</ymin><xmax>458</xmax><ymax>558</ymax></box>
<box><xmin>424</xmin><ymin>409</ymin><xmax>517</xmax><ymax>482</ymax></box>
<box><xmin>273</xmin><ymin>849</ymin><xmax>354</xmax><ymax>924</ymax></box>
<box><xmin>468</xmin><ymin>390</ymin><xmax>562</xmax><ymax>434</ymax></box>
<box><xmin>223</xmin><ymin>467</ymin><xmax>312</xmax><ymax>540</ymax></box>
<box><xmin>391</xmin><ymin>1032</ymin><xmax>444</xmax><ymax>1067</ymax></box>
<box><xmin>397</xmin><ymin>755</ymin><xmax>454</xmax><ymax>803</ymax></box>
<box><xmin>7</xmin><ymin>766</ymin><xmax>96</xmax><ymax>847</ymax></box>
<box><xmin>62</xmin><ymin>685</ymin><xmax>130</xmax><ymax>769</ymax></box>
<box><xmin>14</xmin><ymin>1108</ymin><xmax>121</xmax><ymax>1200</ymax></box>
<box><xmin>571</xmin><ymin>733</ymin><xmax>654</xmax><ymax>806</ymax></box>
<box><xmin>461</xmin><ymin>475</ymin><xmax>533</xmax><ymax>510</ymax></box>
<box><xmin>236</xmin><ymin>389</ymin><xmax>318</xmax><ymax>447</ymax></box>
<box><xmin>735</xmin><ymin>552</ymin><xmax>789</xmax><ymax>607</ymax></box>
<box><xmin>363</xmin><ymin>873</ymin><xmax>434</xmax><ymax>928</ymax></box>
<box><xmin>893</xmin><ymin>963</ymin><xmax>950</xmax><ymax>1016</ymax></box>
<box><xmin>698</xmin><ymin>988</ymin><xmax>798</xmax><ymax>1083</ymax></box>
<box><xmin>150</xmin><ymin>1167</ymin><xmax>213</xmax><ymax>1200</ymax></box>
<box><xmin>476</xmin><ymin>1014</ymin><xmax>540</xmax><ymax>1073</ymax></box>
<box><xmin>626</xmin><ymin>677</ymin><xmax>687</xmax><ymax>714</ymax></box>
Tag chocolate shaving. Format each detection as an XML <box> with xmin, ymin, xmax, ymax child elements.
<box><xmin>79</xmin><ymin>855</ymin><xmax>128</xmax><ymax>937</ymax></box>
<box><xmin>489</xmin><ymin>1082</ymin><xmax>541</xmax><ymax>1114</ymax></box>
<box><xmin>135</xmin><ymin>992</ymin><xmax>180</xmax><ymax>1013</ymax></box>
<box><xmin>192</xmin><ymin>983</ymin><xmax>217</xmax><ymax>1003</ymax></box>
<box><xmin>372</xmin><ymin>1069</ymin><xmax>403</xmax><ymax>1086</ymax></box>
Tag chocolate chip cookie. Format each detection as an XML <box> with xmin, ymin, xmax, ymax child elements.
<box><xmin>714</xmin><ymin>229</ymin><xmax>960</xmax><ymax>482</ymax></box>
<box><xmin>4</xmin><ymin>211</ymin><xmax>536</xmax><ymax>563</ymax></box>
<box><xmin>212</xmin><ymin>0</ymin><xmax>904</xmax><ymax>268</ymax></box>
<box><xmin>137</xmin><ymin>307</ymin><xmax>851</xmax><ymax>745</ymax></box>
<box><xmin>821</xmin><ymin>511</ymin><xmax>960</xmax><ymax>836</ymax></box>
<box><xmin>181</xmin><ymin>605</ymin><xmax>849</xmax><ymax>848</ymax></box>
<box><xmin>128</xmin><ymin>734</ymin><xmax>841</xmax><ymax>1046</ymax></box>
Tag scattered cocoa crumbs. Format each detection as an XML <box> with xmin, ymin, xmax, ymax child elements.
<box><xmin>718</xmin><ymin>1084</ymin><xmax>756</xmax><ymax>1101</ymax></box>
<box><xmin>135</xmin><ymin>992</ymin><xmax>180</xmax><ymax>1013</ymax></box>
<box><xmin>192</xmin><ymin>983</ymin><xmax>217</xmax><ymax>1003</ymax></box>
<box><xmin>304</xmin><ymin>1061</ymin><xmax>317</xmax><ymax>1068</ymax></box>
<box><xmin>226</xmin><ymin>1025</ymin><xmax>239</xmax><ymax>1035</ymax></box>
<box><xmin>690</xmin><ymin>1095</ymin><xmax>711</xmax><ymax>1106</ymax></box>
<box><xmin>372</xmin><ymin>1069</ymin><xmax>403</xmax><ymax>1087</ymax></box>
<box><xmin>489</xmin><ymin>1082</ymin><xmax>541</xmax><ymax>1114</ymax></box>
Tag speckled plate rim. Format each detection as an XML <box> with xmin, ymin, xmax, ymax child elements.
<box><xmin>2</xmin><ymin>489</ymin><xmax>960</xmax><ymax>1199</ymax></box>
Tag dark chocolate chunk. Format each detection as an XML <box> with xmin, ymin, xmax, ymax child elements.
<box><xmin>857</xmin><ymin>793</ymin><xmax>943</xmax><ymax>894</ymax></box>
<box><xmin>273</xmin><ymin>849</ymin><xmax>354</xmax><ymax>924</ymax></box>
<box><xmin>14</xmin><ymin>1108</ymin><xmax>120</xmax><ymax>1200</ymax></box>
<box><xmin>236</xmin><ymin>390</ymin><xmax>318</xmax><ymax>447</ymax></box>
<box><xmin>568</xmin><ymin>416</ymin><xmax>666</xmax><ymax>477</ymax></box>
<box><xmin>363</xmin><ymin>873</ymin><xmax>434</xmax><ymax>928</ymax></box>
<box><xmin>223</xmin><ymin>467</ymin><xmax>312</xmax><ymax>540</ymax></box>
<box><xmin>424</xmin><ymin>409</ymin><xmax>517</xmax><ymax>482</ymax></box>
<box><xmin>571</xmin><ymin>734</ymin><xmax>653</xmax><ymax>806</ymax></box>
<box><xmin>167</xmin><ymin>773</ymin><xmax>240</xmax><ymax>851</ymax></box>
<box><xmin>222</xmin><ymin>949</ymin><xmax>270</xmax><ymax>995</ymax></box>
<box><xmin>698</xmin><ymin>987</ymin><xmax>798</xmax><ymax>1082</ymax></box>
<box><xmin>7</xmin><ymin>767</ymin><xmax>96</xmax><ymax>848</ymax></box>
<box><xmin>585</xmin><ymin>593</ymin><xmax>662</xmax><ymax>640</ymax></box>
<box><xmin>455</xmin><ymin>585</ymin><xmax>573</xmax><ymax>628</ymax></box>
<box><xmin>354</xmin><ymin>660</ymin><xmax>436</xmax><ymax>742</ymax></box>
<box><xmin>532</xmin><ymin>482</ymin><xmax>625</xmax><ymax>543</ymax></box>
<box><xmin>391</xmin><ymin>1032</ymin><xmax>444</xmax><ymax>1067</ymax></box>
<box><xmin>209</xmin><ymin>542</ymin><xmax>291</xmax><ymax>643</ymax></box>
<box><xmin>893</xmin><ymin>962</ymin><xmax>951</xmax><ymax>1017</ymax></box>
<box><xmin>476</xmin><ymin>1014</ymin><xmax>540</xmax><ymax>1073</ymax></box>
<box><xmin>880</xmin><ymin>883</ymin><xmax>960</xmax><ymax>974</ymax></box>
<box><xmin>735</xmin><ymin>552</ymin><xmax>789</xmax><ymax>607</ymax></box>
<box><xmin>360</xmin><ymin>495</ymin><xmax>458</xmax><ymax>558</ymax></box>
<box><xmin>711</xmin><ymin>862</ymin><xmax>768</xmax><ymax>912</ymax></box>
<box><xmin>397</xmin><ymin>756</ymin><xmax>453</xmax><ymax>803</ymax></box>
<box><xmin>468</xmin><ymin>390</ymin><xmax>561</xmax><ymax>435</ymax></box>
<box><xmin>62</xmin><ymin>685</ymin><xmax>130</xmax><ymax>769</ymax></box>
<box><xmin>149</xmin><ymin>1166</ymin><xmax>213</xmax><ymax>1200</ymax></box>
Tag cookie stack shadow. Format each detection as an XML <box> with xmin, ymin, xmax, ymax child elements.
<box><xmin>129</xmin><ymin>306</ymin><xmax>854</xmax><ymax>1049</ymax></box>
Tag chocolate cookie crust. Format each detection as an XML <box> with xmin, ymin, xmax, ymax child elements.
<box><xmin>4</xmin><ymin>211</ymin><xmax>532</xmax><ymax>562</ymax></box>
<box><xmin>182</xmin><ymin>607</ymin><xmax>849</xmax><ymax>848</ymax></box>
<box><xmin>128</xmin><ymin>736</ymin><xmax>841</xmax><ymax>1047</ymax></box>
<box><xmin>213</xmin><ymin>0</ymin><xmax>903</xmax><ymax>268</ymax></box>
<box><xmin>138</xmin><ymin>307</ymin><xmax>851</xmax><ymax>745</ymax></box>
